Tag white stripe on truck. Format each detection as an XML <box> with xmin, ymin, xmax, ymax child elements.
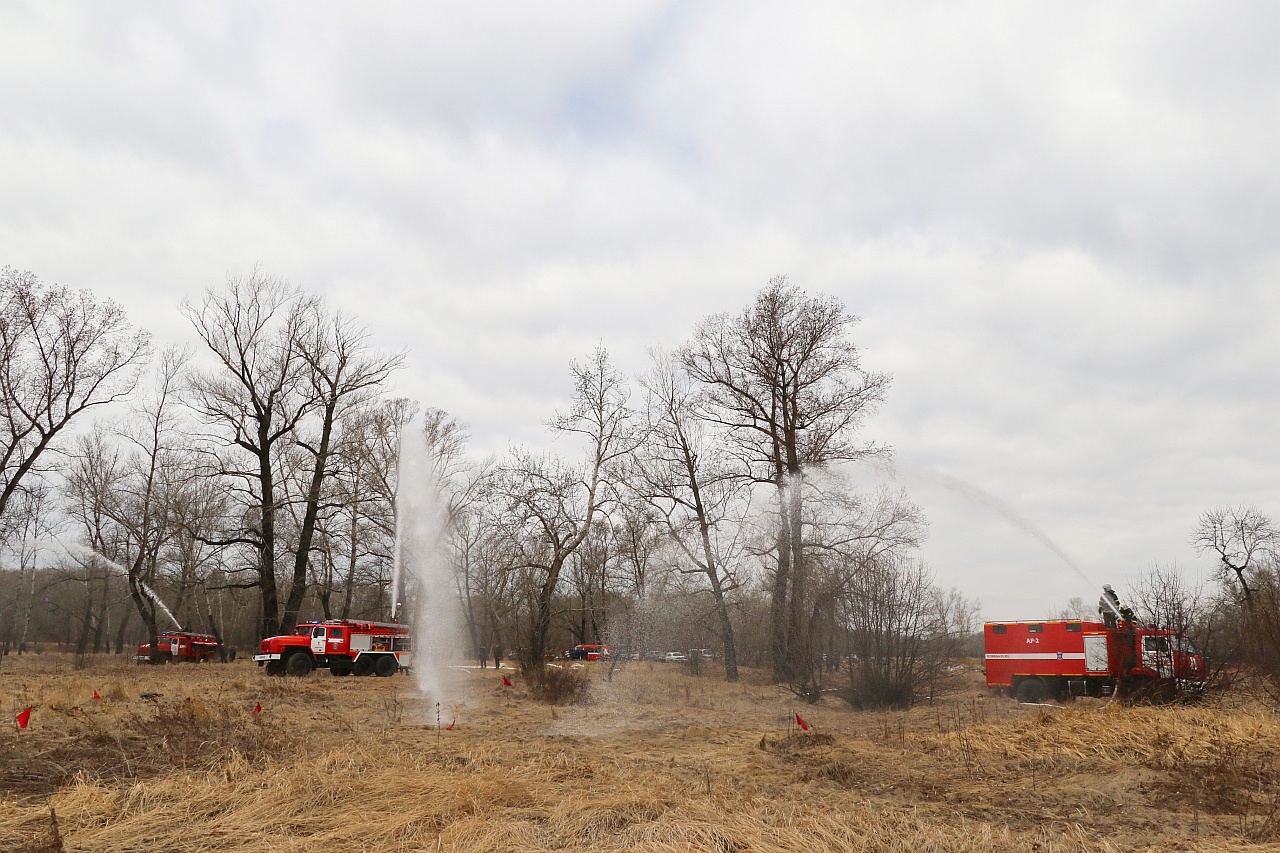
<box><xmin>985</xmin><ymin>653</ymin><xmax>1086</xmax><ymax>660</ymax></box>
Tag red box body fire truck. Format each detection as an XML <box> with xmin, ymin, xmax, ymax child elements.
<box><xmin>254</xmin><ymin>619</ymin><xmax>413</xmax><ymax>677</ymax></box>
<box><xmin>134</xmin><ymin>631</ymin><xmax>220</xmax><ymax>663</ymax></box>
<box><xmin>985</xmin><ymin>619</ymin><xmax>1205</xmax><ymax>702</ymax></box>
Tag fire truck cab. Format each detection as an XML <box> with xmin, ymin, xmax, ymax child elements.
<box><xmin>254</xmin><ymin>619</ymin><xmax>413</xmax><ymax>678</ymax></box>
<box><xmin>984</xmin><ymin>619</ymin><xmax>1205</xmax><ymax>702</ymax></box>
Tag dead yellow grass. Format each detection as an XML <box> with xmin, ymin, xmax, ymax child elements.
<box><xmin>2</xmin><ymin>655</ymin><xmax>1278</xmax><ymax>851</ymax></box>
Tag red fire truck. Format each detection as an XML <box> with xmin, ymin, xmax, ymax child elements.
<box><xmin>134</xmin><ymin>631</ymin><xmax>220</xmax><ymax>663</ymax></box>
<box><xmin>985</xmin><ymin>618</ymin><xmax>1206</xmax><ymax>702</ymax></box>
<box><xmin>254</xmin><ymin>619</ymin><xmax>413</xmax><ymax>677</ymax></box>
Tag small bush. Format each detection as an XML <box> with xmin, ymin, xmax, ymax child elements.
<box><xmin>530</xmin><ymin>666</ymin><xmax>590</xmax><ymax>705</ymax></box>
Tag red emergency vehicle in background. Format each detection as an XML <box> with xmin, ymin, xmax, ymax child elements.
<box><xmin>985</xmin><ymin>618</ymin><xmax>1205</xmax><ymax>702</ymax></box>
<box><xmin>255</xmin><ymin>619</ymin><xmax>413</xmax><ymax>677</ymax></box>
<box><xmin>566</xmin><ymin>643</ymin><xmax>610</xmax><ymax>661</ymax></box>
<box><xmin>134</xmin><ymin>631</ymin><xmax>220</xmax><ymax>663</ymax></box>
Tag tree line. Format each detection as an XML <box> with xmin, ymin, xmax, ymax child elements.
<box><xmin>0</xmin><ymin>266</ymin><xmax>976</xmax><ymax>706</ymax></box>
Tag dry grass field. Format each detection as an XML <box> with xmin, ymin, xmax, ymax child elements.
<box><xmin>2</xmin><ymin>655</ymin><xmax>1279</xmax><ymax>852</ymax></box>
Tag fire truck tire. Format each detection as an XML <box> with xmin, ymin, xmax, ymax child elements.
<box><xmin>284</xmin><ymin>652</ymin><xmax>315</xmax><ymax>677</ymax></box>
<box><xmin>1015</xmin><ymin>677</ymin><xmax>1049</xmax><ymax>704</ymax></box>
<box><xmin>265</xmin><ymin>660</ymin><xmax>284</xmax><ymax>676</ymax></box>
<box><xmin>374</xmin><ymin>655</ymin><xmax>399</xmax><ymax>677</ymax></box>
<box><xmin>353</xmin><ymin>657</ymin><xmax>375</xmax><ymax>677</ymax></box>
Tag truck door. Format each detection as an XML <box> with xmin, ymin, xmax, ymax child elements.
<box><xmin>310</xmin><ymin>626</ymin><xmax>326</xmax><ymax>656</ymax></box>
<box><xmin>1143</xmin><ymin>635</ymin><xmax>1173</xmax><ymax>678</ymax></box>
<box><xmin>1084</xmin><ymin>635</ymin><xmax>1109</xmax><ymax>673</ymax></box>
<box><xmin>326</xmin><ymin>626</ymin><xmax>344</xmax><ymax>655</ymax></box>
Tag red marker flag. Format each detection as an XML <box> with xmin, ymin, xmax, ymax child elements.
<box><xmin>502</xmin><ymin>676</ymin><xmax>512</xmax><ymax>687</ymax></box>
<box><xmin>16</xmin><ymin>706</ymin><xmax>33</xmax><ymax>729</ymax></box>
<box><xmin>252</xmin><ymin>702</ymin><xmax>262</xmax><ymax>716</ymax></box>
<box><xmin>795</xmin><ymin>712</ymin><xmax>810</xmax><ymax>732</ymax></box>
<box><xmin>445</xmin><ymin>720</ymin><xmax>456</xmax><ymax>731</ymax></box>
<box><xmin>93</xmin><ymin>690</ymin><xmax>101</xmax><ymax>701</ymax></box>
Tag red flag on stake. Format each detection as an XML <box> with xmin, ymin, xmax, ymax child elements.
<box><xmin>445</xmin><ymin>720</ymin><xmax>456</xmax><ymax>731</ymax></box>
<box><xmin>795</xmin><ymin>712</ymin><xmax>811</xmax><ymax>732</ymax></box>
<box><xmin>252</xmin><ymin>702</ymin><xmax>262</xmax><ymax>716</ymax></box>
<box><xmin>502</xmin><ymin>676</ymin><xmax>512</xmax><ymax>687</ymax></box>
<box><xmin>93</xmin><ymin>690</ymin><xmax>101</xmax><ymax>701</ymax></box>
<box><xmin>16</xmin><ymin>706</ymin><xmax>33</xmax><ymax>729</ymax></box>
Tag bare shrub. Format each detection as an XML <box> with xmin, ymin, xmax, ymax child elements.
<box><xmin>530</xmin><ymin>666</ymin><xmax>590</xmax><ymax>705</ymax></box>
<box><xmin>840</xmin><ymin>559</ymin><xmax>975</xmax><ymax>708</ymax></box>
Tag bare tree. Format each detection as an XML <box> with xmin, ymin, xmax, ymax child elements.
<box><xmin>282</xmin><ymin>307</ymin><xmax>402</xmax><ymax>629</ymax></box>
<box><xmin>164</xmin><ymin>465</ymin><xmax>234</xmax><ymax>652</ymax></box>
<box><xmin>841</xmin><ymin>557</ymin><xmax>973</xmax><ymax>708</ymax></box>
<box><xmin>0</xmin><ymin>482</ymin><xmax>62</xmax><ymax>657</ymax></box>
<box><xmin>564</xmin><ymin>518</ymin><xmax>614</xmax><ymax>647</ymax></box>
<box><xmin>1054</xmin><ymin>597</ymin><xmax>1094</xmax><ymax>621</ymax></box>
<box><xmin>69</xmin><ymin>347</ymin><xmax>191</xmax><ymax>661</ymax></box>
<box><xmin>496</xmin><ymin>347</ymin><xmax>638</xmax><ymax>673</ymax></box>
<box><xmin>1193</xmin><ymin>505</ymin><xmax>1278</xmax><ymax>609</ymax></box>
<box><xmin>183</xmin><ymin>270</ymin><xmax>318</xmax><ymax>637</ymax></box>
<box><xmin>0</xmin><ymin>267</ymin><xmax>150</xmax><ymax>524</ymax></box>
<box><xmin>634</xmin><ymin>349</ymin><xmax>748</xmax><ymax>681</ymax></box>
<box><xmin>682</xmin><ymin>277</ymin><xmax>890</xmax><ymax>684</ymax></box>
<box><xmin>325</xmin><ymin>398</ymin><xmax>417</xmax><ymax>619</ymax></box>
<box><xmin>63</xmin><ymin>428</ymin><xmax>130</xmax><ymax>657</ymax></box>
<box><xmin>797</xmin><ymin>482</ymin><xmax>927</xmax><ymax>700</ymax></box>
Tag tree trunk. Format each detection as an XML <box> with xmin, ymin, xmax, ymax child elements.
<box><xmin>341</xmin><ymin>493</ymin><xmax>359</xmax><ymax>619</ymax></box>
<box><xmin>113</xmin><ymin>604</ymin><xmax>132</xmax><ymax>654</ymax></box>
<box><xmin>785</xmin><ymin>468</ymin><xmax>814</xmax><ymax>695</ymax></box>
<box><xmin>91</xmin><ymin>568</ymin><xmax>110</xmax><ymax>653</ymax></box>
<box><xmin>257</xmin><ymin>440</ymin><xmax>281</xmax><ymax>638</ymax></box>
<box><xmin>76</xmin><ymin>587</ymin><xmax>95</xmax><ymax>657</ymax></box>
<box><xmin>524</xmin><ymin>558</ymin><xmax>564</xmax><ymax>674</ymax></box>
<box><xmin>18</xmin><ymin>567</ymin><xmax>38</xmax><ymax>652</ymax></box>
<box><xmin>201</xmin><ymin>584</ymin><xmax>228</xmax><ymax>662</ymax></box>
<box><xmin>284</xmin><ymin>398</ymin><xmax>338</xmax><ymax>628</ymax></box>
<box><xmin>770</xmin><ymin>475</ymin><xmax>792</xmax><ymax>681</ymax></box>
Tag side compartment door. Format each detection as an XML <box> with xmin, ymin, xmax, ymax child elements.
<box><xmin>1084</xmin><ymin>634</ymin><xmax>1109</xmax><ymax>673</ymax></box>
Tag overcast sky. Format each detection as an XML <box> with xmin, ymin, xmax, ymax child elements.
<box><xmin>3</xmin><ymin>2</ymin><xmax>1278</xmax><ymax>619</ymax></box>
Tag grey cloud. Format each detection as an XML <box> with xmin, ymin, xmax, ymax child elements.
<box><xmin>2</xmin><ymin>2</ymin><xmax>1279</xmax><ymax>616</ymax></box>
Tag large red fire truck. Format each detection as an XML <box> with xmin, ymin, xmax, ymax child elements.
<box><xmin>254</xmin><ymin>619</ymin><xmax>413</xmax><ymax>677</ymax></box>
<box><xmin>134</xmin><ymin>631</ymin><xmax>220</xmax><ymax>663</ymax></box>
<box><xmin>985</xmin><ymin>618</ymin><xmax>1206</xmax><ymax>702</ymax></box>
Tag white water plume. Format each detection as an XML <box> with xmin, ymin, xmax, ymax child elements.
<box><xmin>878</xmin><ymin>461</ymin><xmax>1095</xmax><ymax>587</ymax></box>
<box><xmin>63</xmin><ymin>541</ymin><xmax>184</xmax><ymax>629</ymax></box>
<box><xmin>62</xmin><ymin>541</ymin><xmax>126</xmax><ymax>574</ymax></box>
<box><xmin>391</xmin><ymin>420</ymin><xmax>460</xmax><ymax>709</ymax></box>
<box><xmin>139</xmin><ymin>580</ymin><xmax>183</xmax><ymax>630</ymax></box>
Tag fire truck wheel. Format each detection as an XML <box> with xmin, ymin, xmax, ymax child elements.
<box><xmin>353</xmin><ymin>657</ymin><xmax>375</xmax><ymax>677</ymax></box>
<box><xmin>265</xmin><ymin>661</ymin><xmax>284</xmax><ymax>676</ymax></box>
<box><xmin>374</xmin><ymin>655</ymin><xmax>399</xmax><ymax>677</ymax></box>
<box><xmin>284</xmin><ymin>652</ymin><xmax>315</xmax><ymax>677</ymax></box>
<box><xmin>1015</xmin><ymin>677</ymin><xmax>1048</xmax><ymax>704</ymax></box>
